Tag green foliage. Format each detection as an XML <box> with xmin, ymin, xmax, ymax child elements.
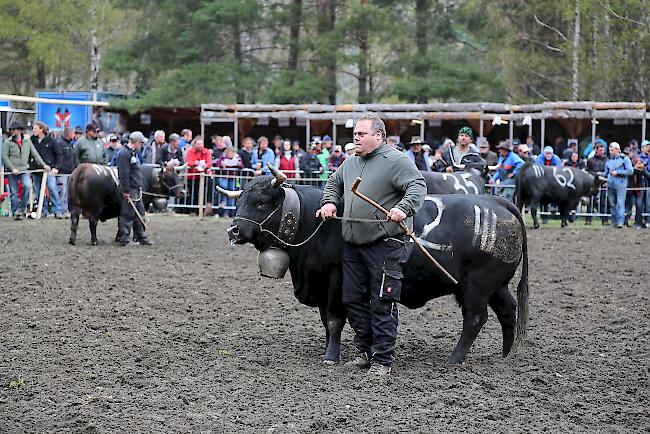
<box><xmin>2</xmin><ymin>0</ymin><xmax>648</xmax><ymax>105</ymax></box>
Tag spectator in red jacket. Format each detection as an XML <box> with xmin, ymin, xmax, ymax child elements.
<box><xmin>185</xmin><ymin>136</ymin><xmax>213</xmax><ymax>207</ymax></box>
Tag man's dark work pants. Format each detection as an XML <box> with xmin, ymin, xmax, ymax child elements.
<box><xmin>342</xmin><ymin>236</ymin><xmax>406</xmax><ymax>366</ymax></box>
<box><xmin>117</xmin><ymin>188</ymin><xmax>147</xmax><ymax>243</ymax></box>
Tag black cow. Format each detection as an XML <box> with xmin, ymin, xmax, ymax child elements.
<box><xmin>68</xmin><ymin>163</ymin><xmax>183</xmax><ymax>245</ymax></box>
<box><xmin>225</xmin><ymin>169</ymin><xmax>529</xmax><ymax>365</ymax></box>
<box><xmin>515</xmin><ymin>162</ymin><xmax>603</xmax><ymax>229</ymax></box>
<box><xmin>422</xmin><ymin>166</ymin><xmax>485</xmax><ymax>194</ymax></box>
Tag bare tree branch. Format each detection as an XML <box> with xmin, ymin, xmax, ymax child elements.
<box><xmin>527</xmin><ymin>69</ymin><xmax>570</xmax><ymax>88</ymax></box>
<box><xmin>528</xmin><ymin>83</ymin><xmax>550</xmax><ymax>101</ymax></box>
<box><xmin>522</xmin><ymin>36</ymin><xmax>566</xmax><ymax>53</ymax></box>
<box><xmin>597</xmin><ymin>0</ymin><xmax>646</xmax><ymax>27</ymax></box>
<box><xmin>533</xmin><ymin>14</ymin><xmax>568</xmax><ymax>41</ymax></box>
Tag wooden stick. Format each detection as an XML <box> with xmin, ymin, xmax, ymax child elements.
<box><xmin>127</xmin><ymin>196</ymin><xmax>147</xmax><ymax>230</ymax></box>
<box><xmin>351</xmin><ymin>177</ymin><xmax>459</xmax><ymax>285</ymax></box>
<box><xmin>36</xmin><ymin>171</ymin><xmax>48</xmax><ymax>219</ymax></box>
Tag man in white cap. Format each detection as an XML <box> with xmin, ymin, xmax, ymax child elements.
<box><xmin>604</xmin><ymin>142</ymin><xmax>633</xmax><ymax>228</ymax></box>
<box><xmin>535</xmin><ymin>146</ymin><xmax>562</xmax><ymax>167</ymax></box>
<box><xmin>116</xmin><ymin>131</ymin><xmax>153</xmax><ymax>245</ymax></box>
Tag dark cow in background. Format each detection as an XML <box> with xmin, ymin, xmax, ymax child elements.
<box><xmin>225</xmin><ymin>168</ymin><xmax>529</xmax><ymax>365</ymax></box>
<box><xmin>422</xmin><ymin>166</ymin><xmax>486</xmax><ymax>194</ymax></box>
<box><xmin>515</xmin><ymin>162</ymin><xmax>603</xmax><ymax>228</ymax></box>
<box><xmin>68</xmin><ymin>163</ymin><xmax>183</xmax><ymax>245</ymax></box>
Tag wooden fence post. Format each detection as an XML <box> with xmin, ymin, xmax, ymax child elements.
<box><xmin>198</xmin><ymin>172</ymin><xmax>205</xmax><ymax>218</ymax></box>
<box><xmin>36</xmin><ymin>170</ymin><xmax>48</xmax><ymax>219</ymax></box>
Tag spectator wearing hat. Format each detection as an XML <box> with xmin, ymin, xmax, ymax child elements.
<box><xmin>30</xmin><ymin>121</ymin><xmax>64</xmax><ymax>219</ymax></box>
<box><xmin>74</xmin><ymin>123</ymin><xmax>107</xmax><ymax>166</ymax></box>
<box><xmin>314</xmin><ymin>139</ymin><xmax>330</xmax><ymax>182</ymax></box>
<box><xmin>2</xmin><ymin>122</ymin><xmax>51</xmax><ymax>220</ymax></box>
<box><xmin>328</xmin><ymin>145</ymin><xmax>346</xmax><ymax>172</ymax></box>
<box><xmin>116</xmin><ymin>131</ymin><xmax>153</xmax><ymax>246</ymax></box>
<box><xmin>345</xmin><ymin>143</ymin><xmax>356</xmax><ymax>156</ymax></box>
<box><xmin>73</xmin><ymin>126</ymin><xmax>83</xmax><ymax>145</ymax></box>
<box><xmin>255</xmin><ymin>136</ymin><xmax>276</xmax><ymax>176</ymax></box>
<box><xmin>605</xmin><ymin>142</ymin><xmax>633</xmax><ymax>228</ymax></box>
<box><xmin>436</xmin><ymin>126</ymin><xmax>476</xmax><ymax>172</ymax></box>
<box><xmin>106</xmin><ymin>134</ymin><xmax>122</xmax><ymax>164</ymax></box>
<box><xmin>535</xmin><ymin>146</ymin><xmax>562</xmax><ymax>167</ymax></box>
<box><xmin>517</xmin><ymin>144</ymin><xmax>534</xmax><ymax>162</ymax></box>
<box><xmin>275</xmin><ymin>140</ymin><xmax>300</xmax><ymax>178</ymax></box>
<box><xmin>479</xmin><ymin>138</ymin><xmax>498</xmax><ymax>166</ymax></box>
<box><xmin>490</xmin><ymin>140</ymin><xmax>523</xmax><ymax>202</ymax></box>
<box><xmin>157</xmin><ymin>133</ymin><xmax>184</xmax><ymax>167</ymax></box>
<box><xmin>322</xmin><ymin>135</ymin><xmax>333</xmax><ymax>156</ymax></box>
<box><xmin>405</xmin><ymin>137</ymin><xmax>431</xmax><ymax>171</ymax></box>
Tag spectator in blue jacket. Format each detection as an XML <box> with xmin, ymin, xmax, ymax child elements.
<box><xmin>535</xmin><ymin>146</ymin><xmax>562</xmax><ymax>167</ymax></box>
<box><xmin>254</xmin><ymin>136</ymin><xmax>276</xmax><ymax>176</ymax></box>
<box><xmin>604</xmin><ymin>142</ymin><xmax>633</xmax><ymax>228</ymax></box>
<box><xmin>490</xmin><ymin>141</ymin><xmax>524</xmax><ymax>201</ymax></box>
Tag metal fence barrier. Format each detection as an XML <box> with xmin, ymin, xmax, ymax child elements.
<box><xmin>167</xmin><ymin>169</ymin><xmax>650</xmax><ymax>221</ymax></box>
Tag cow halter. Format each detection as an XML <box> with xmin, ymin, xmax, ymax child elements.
<box><xmin>235</xmin><ymin>185</ymin><xmax>324</xmax><ymax>248</ymax></box>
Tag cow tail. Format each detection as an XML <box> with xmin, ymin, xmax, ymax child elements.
<box><xmin>513</xmin><ymin>202</ymin><xmax>529</xmax><ymax>353</ymax></box>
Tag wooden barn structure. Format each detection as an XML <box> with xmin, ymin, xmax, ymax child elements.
<box><xmin>199</xmin><ymin>102</ymin><xmax>649</xmax><ymax>150</ymax></box>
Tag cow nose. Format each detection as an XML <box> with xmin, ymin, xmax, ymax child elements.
<box><xmin>226</xmin><ymin>223</ymin><xmax>239</xmax><ymax>239</ymax></box>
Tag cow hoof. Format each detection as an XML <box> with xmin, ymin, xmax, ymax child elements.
<box><xmin>448</xmin><ymin>354</ymin><xmax>466</xmax><ymax>365</ymax></box>
<box><xmin>322</xmin><ymin>359</ymin><xmax>338</xmax><ymax>366</ymax></box>
<box><xmin>91</xmin><ymin>240</ymin><xmax>98</xmax><ymax>246</ymax></box>
<box><xmin>69</xmin><ymin>239</ymin><xmax>76</xmax><ymax>246</ymax></box>
<box><xmin>533</xmin><ymin>224</ymin><xmax>540</xmax><ymax>229</ymax></box>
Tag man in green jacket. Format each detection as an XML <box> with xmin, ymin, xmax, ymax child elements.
<box><xmin>317</xmin><ymin>113</ymin><xmax>426</xmax><ymax>376</ymax></box>
<box><xmin>74</xmin><ymin>123</ymin><xmax>107</xmax><ymax>166</ymax></box>
<box><xmin>2</xmin><ymin>122</ymin><xmax>51</xmax><ymax>220</ymax></box>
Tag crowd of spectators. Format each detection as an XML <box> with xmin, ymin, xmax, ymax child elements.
<box><xmin>1</xmin><ymin>120</ymin><xmax>649</xmax><ymax>227</ymax></box>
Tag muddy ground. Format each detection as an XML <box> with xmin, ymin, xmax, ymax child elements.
<box><xmin>0</xmin><ymin>215</ymin><xmax>648</xmax><ymax>433</ymax></box>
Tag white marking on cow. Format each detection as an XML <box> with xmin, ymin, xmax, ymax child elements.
<box><xmin>477</xmin><ymin>207</ymin><xmax>498</xmax><ymax>254</ymax></box>
<box><xmin>487</xmin><ymin>211</ymin><xmax>497</xmax><ymax>253</ymax></box>
<box><xmin>552</xmin><ymin>167</ymin><xmax>576</xmax><ymax>190</ymax></box>
<box><xmin>472</xmin><ymin>205</ymin><xmax>481</xmax><ymax>246</ymax></box>
<box><xmin>421</xmin><ymin>196</ymin><xmax>444</xmax><ymax>238</ymax></box>
<box><xmin>418</xmin><ymin>196</ymin><xmax>452</xmax><ymax>252</ymax></box>
<box><xmin>460</xmin><ymin>173</ymin><xmax>479</xmax><ymax>194</ymax></box>
<box><xmin>532</xmin><ymin>165</ymin><xmax>544</xmax><ymax>178</ymax></box>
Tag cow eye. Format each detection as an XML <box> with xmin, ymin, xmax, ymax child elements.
<box><xmin>257</xmin><ymin>202</ymin><xmax>266</xmax><ymax>209</ymax></box>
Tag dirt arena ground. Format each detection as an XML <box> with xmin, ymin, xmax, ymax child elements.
<box><xmin>0</xmin><ymin>215</ymin><xmax>648</xmax><ymax>433</ymax></box>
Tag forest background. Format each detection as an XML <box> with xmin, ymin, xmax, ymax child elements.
<box><xmin>1</xmin><ymin>0</ymin><xmax>648</xmax><ymax>111</ymax></box>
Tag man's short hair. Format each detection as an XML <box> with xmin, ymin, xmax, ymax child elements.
<box><xmin>355</xmin><ymin>112</ymin><xmax>386</xmax><ymax>139</ymax></box>
<box><xmin>154</xmin><ymin>130</ymin><xmax>165</xmax><ymax>138</ymax></box>
<box><xmin>258</xmin><ymin>136</ymin><xmax>268</xmax><ymax>143</ymax></box>
<box><xmin>181</xmin><ymin>129</ymin><xmax>192</xmax><ymax>136</ymax></box>
<box><xmin>169</xmin><ymin>133</ymin><xmax>180</xmax><ymax>142</ymax></box>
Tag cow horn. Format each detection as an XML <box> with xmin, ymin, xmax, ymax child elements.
<box><xmin>215</xmin><ymin>185</ymin><xmax>243</xmax><ymax>199</ymax></box>
<box><xmin>267</xmin><ymin>162</ymin><xmax>287</xmax><ymax>187</ymax></box>
<box><xmin>174</xmin><ymin>164</ymin><xmax>186</xmax><ymax>173</ymax></box>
